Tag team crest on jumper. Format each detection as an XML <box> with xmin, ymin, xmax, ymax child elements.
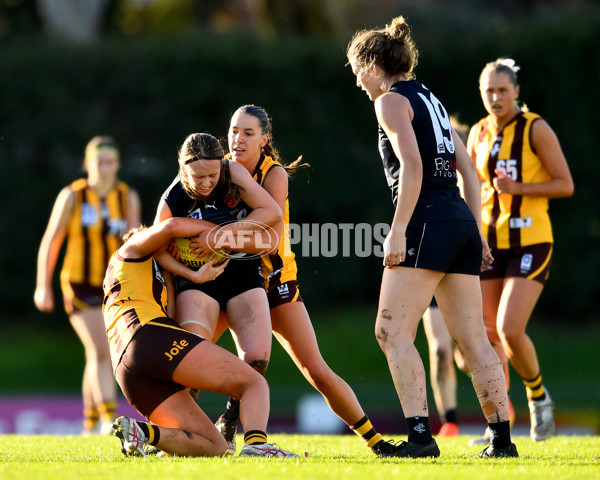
<box><xmin>81</xmin><ymin>203</ymin><xmax>98</xmax><ymax>226</ymax></box>
<box><xmin>490</xmin><ymin>139</ymin><xmax>502</xmax><ymax>158</ymax></box>
<box><xmin>188</xmin><ymin>208</ymin><xmax>203</xmax><ymax>220</ymax></box>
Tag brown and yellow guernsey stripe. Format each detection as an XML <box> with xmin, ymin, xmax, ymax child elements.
<box><xmin>60</xmin><ymin>179</ymin><xmax>129</xmax><ymax>288</ymax></box>
<box><xmin>507</xmin><ymin>114</ymin><xmax>526</xmax><ymax>247</ymax></box>
<box><xmin>252</xmin><ymin>155</ymin><xmax>298</xmax><ymax>289</ymax></box>
<box><xmin>473</xmin><ymin>111</ymin><xmax>553</xmax><ymax>249</ymax></box>
<box><xmin>102</xmin><ymin>253</ymin><xmax>169</xmax><ymax>371</ymax></box>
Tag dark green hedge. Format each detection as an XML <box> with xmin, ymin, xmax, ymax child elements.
<box><xmin>1</xmin><ymin>7</ymin><xmax>598</xmax><ymax>323</ymax></box>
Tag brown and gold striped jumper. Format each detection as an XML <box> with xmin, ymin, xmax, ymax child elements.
<box><xmin>252</xmin><ymin>155</ymin><xmax>298</xmax><ymax>293</ymax></box>
<box><xmin>60</xmin><ymin>179</ymin><xmax>130</xmax><ymax>309</ymax></box>
<box><xmin>102</xmin><ymin>252</ymin><xmax>169</xmax><ymax>371</ymax></box>
<box><xmin>471</xmin><ymin>111</ymin><xmax>553</xmax><ymax>249</ymax></box>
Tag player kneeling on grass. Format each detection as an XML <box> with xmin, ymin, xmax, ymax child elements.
<box><xmin>102</xmin><ymin>217</ymin><xmax>299</xmax><ymax>458</ymax></box>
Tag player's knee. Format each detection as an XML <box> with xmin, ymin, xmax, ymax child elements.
<box><xmin>434</xmin><ymin>345</ymin><xmax>451</xmax><ymax>367</ymax></box>
<box><xmin>233</xmin><ymin>368</ymin><xmax>269</xmax><ymax>400</ymax></box>
<box><xmin>375</xmin><ymin>310</ymin><xmax>394</xmax><ymax>351</ymax></box>
<box><xmin>498</xmin><ymin>325</ymin><xmax>522</xmax><ymax>348</ymax></box>
<box><xmin>95</xmin><ymin>347</ymin><xmax>111</xmax><ymax>363</ymax></box>
<box><xmin>375</xmin><ymin>325</ymin><xmax>390</xmax><ymax>352</ymax></box>
<box><xmin>304</xmin><ymin>361</ymin><xmax>335</xmax><ymax>392</ymax></box>
<box><xmin>198</xmin><ymin>433</ymin><xmax>229</xmax><ymax>457</ymax></box>
<box><xmin>484</xmin><ymin>325</ymin><xmax>502</xmax><ymax>344</ymax></box>
<box><xmin>375</xmin><ymin>324</ymin><xmax>408</xmax><ymax>354</ymax></box>
<box><xmin>211</xmin><ymin>438</ymin><xmax>230</xmax><ymax>457</ymax></box>
<box><xmin>248</xmin><ymin>358</ymin><xmax>269</xmax><ymax>376</ymax></box>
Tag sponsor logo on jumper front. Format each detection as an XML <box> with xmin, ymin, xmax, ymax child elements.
<box><xmin>434</xmin><ymin>157</ymin><xmax>457</xmax><ymax>178</ymax></box>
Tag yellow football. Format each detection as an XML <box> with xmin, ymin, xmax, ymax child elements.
<box><xmin>172</xmin><ymin>237</ymin><xmax>227</xmax><ymax>268</ymax></box>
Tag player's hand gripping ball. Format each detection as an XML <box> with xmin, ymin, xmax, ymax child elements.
<box><xmin>172</xmin><ymin>237</ymin><xmax>227</xmax><ymax>268</ymax></box>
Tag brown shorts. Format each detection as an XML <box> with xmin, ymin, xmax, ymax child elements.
<box><xmin>115</xmin><ymin>317</ymin><xmax>205</xmax><ymax>419</ymax></box>
<box><xmin>481</xmin><ymin>243</ymin><xmax>553</xmax><ymax>285</ymax></box>
<box><xmin>61</xmin><ymin>282</ymin><xmax>104</xmax><ymax>315</ymax></box>
<box><xmin>266</xmin><ymin>280</ymin><xmax>303</xmax><ymax>309</ymax></box>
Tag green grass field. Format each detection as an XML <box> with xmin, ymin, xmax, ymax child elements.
<box><xmin>0</xmin><ymin>434</ymin><xmax>598</xmax><ymax>480</ymax></box>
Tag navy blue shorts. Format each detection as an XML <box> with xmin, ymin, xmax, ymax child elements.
<box><xmin>173</xmin><ymin>257</ymin><xmax>264</xmax><ymax>311</ymax></box>
<box><xmin>401</xmin><ymin>221</ymin><xmax>482</xmax><ymax>276</ymax></box>
<box><xmin>115</xmin><ymin>317</ymin><xmax>205</xmax><ymax>419</ymax></box>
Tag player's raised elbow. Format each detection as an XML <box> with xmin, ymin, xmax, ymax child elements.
<box><xmin>557</xmin><ymin>176</ymin><xmax>575</xmax><ymax>198</ymax></box>
<box><xmin>261</xmin><ymin>234</ymin><xmax>280</xmax><ymax>253</ymax></box>
<box><xmin>162</xmin><ymin>216</ymin><xmax>186</xmax><ymax>236</ymax></box>
<box><xmin>263</xmin><ymin>205</ymin><xmax>283</xmax><ymax>227</ymax></box>
<box><xmin>564</xmin><ymin>178</ymin><xmax>575</xmax><ymax>197</ymax></box>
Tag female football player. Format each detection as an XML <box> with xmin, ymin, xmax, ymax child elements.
<box><xmin>203</xmin><ymin>104</ymin><xmax>406</xmax><ymax>457</ymax></box>
<box><xmin>153</xmin><ymin>132</ymin><xmax>286</xmax><ymax>454</ymax></box>
<box><xmin>346</xmin><ymin>16</ymin><xmax>518</xmax><ymax>458</ymax></box>
<box><xmin>34</xmin><ymin>136</ymin><xmax>141</xmax><ymax>435</ymax></box>
<box><xmin>466</xmin><ymin>58</ymin><xmax>573</xmax><ymax>443</ymax></box>
<box><xmin>104</xmin><ymin>214</ymin><xmax>298</xmax><ymax>458</ymax></box>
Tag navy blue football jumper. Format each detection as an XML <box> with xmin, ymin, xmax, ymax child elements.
<box><xmin>160</xmin><ymin>163</ymin><xmax>263</xmax><ymax>309</ymax></box>
<box><xmin>377</xmin><ymin>81</ymin><xmax>482</xmax><ymax>274</ymax></box>
<box><xmin>378</xmin><ymin>80</ymin><xmax>474</xmax><ymax>226</ymax></box>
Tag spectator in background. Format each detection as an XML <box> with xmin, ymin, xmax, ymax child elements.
<box><xmin>347</xmin><ymin>16</ymin><xmax>518</xmax><ymax>458</ymax></box>
<box><xmin>34</xmin><ymin>136</ymin><xmax>141</xmax><ymax>435</ymax></box>
<box><xmin>466</xmin><ymin>58</ymin><xmax>574</xmax><ymax>443</ymax></box>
